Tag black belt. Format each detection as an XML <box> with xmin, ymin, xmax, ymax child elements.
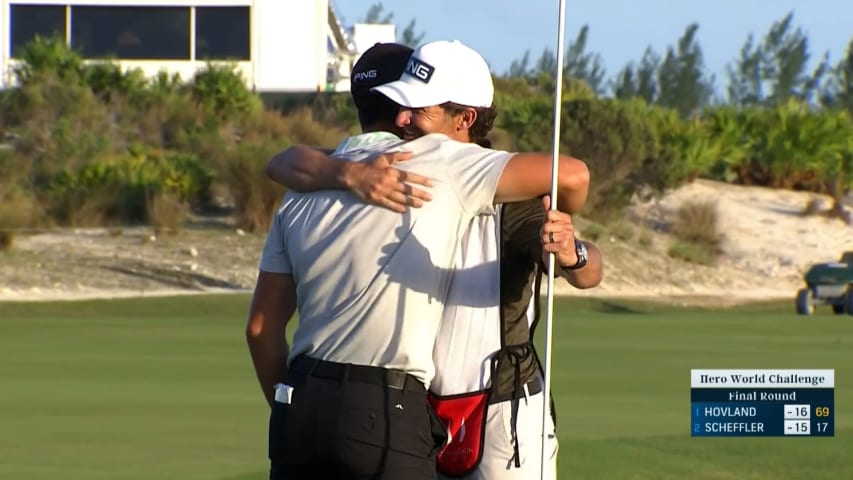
<box><xmin>489</xmin><ymin>377</ymin><xmax>543</xmax><ymax>404</ymax></box>
<box><xmin>289</xmin><ymin>356</ymin><xmax>425</xmax><ymax>392</ymax></box>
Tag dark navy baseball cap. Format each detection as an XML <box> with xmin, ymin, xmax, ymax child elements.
<box><xmin>350</xmin><ymin>43</ymin><xmax>414</xmax><ymax>110</ymax></box>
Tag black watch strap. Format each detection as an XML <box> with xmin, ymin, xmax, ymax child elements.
<box><xmin>561</xmin><ymin>238</ymin><xmax>588</xmax><ymax>270</ymax></box>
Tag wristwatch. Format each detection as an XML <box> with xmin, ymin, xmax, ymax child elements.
<box><xmin>561</xmin><ymin>238</ymin><xmax>588</xmax><ymax>270</ymax></box>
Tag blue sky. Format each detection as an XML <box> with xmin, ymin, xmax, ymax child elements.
<box><xmin>333</xmin><ymin>0</ymin><xmax>853</xmax><ymax>92</ymax></box>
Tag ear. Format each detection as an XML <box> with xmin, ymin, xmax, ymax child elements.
<box><xmin>456</xmin><ymin>107</ymin><xmax>478</xmax><ymax>132</ymax></box>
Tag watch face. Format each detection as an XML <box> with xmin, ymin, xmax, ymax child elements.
<box><xmin>576</xmin><ymin>240</ymin><xmax>588</xmax><ymax>261</ymax></box>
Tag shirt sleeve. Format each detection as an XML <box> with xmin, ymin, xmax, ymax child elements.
<box><xmin>444</xmin><ymin>141</ymin><xmax>514</xmax><ymax>216</ymax></box>
<box><xmin>258</xmin><ymin>207</ymin><xmax>292</xmax><ymax>274</ymax></box>
<box><xmin>501</xmin><ymin>198</ymin><xmax>546</xmax><ymax>263</ymax></box>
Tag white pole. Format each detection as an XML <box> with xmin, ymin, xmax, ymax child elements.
<box><xmin>541</xmin><ymin>0</ymin><xmax>568</xmax><ymax>478</ymax></box>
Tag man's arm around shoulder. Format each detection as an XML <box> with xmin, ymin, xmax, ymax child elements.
<box><xmin>495</xmin><ymin>153</ymin><xmax>590</xmax><ymax>214</ymax></box>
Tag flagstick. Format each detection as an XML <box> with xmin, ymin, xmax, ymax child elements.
<box><xmin>541</xmin><ymin>0</ymin><xmax>568</xmax><ymax>478</ymax></box>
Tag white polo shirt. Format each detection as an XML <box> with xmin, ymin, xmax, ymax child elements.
<box><xmin>260</xmin><ymin>132</ymin><xmax>513</xmax><ymax>387</ymax></box>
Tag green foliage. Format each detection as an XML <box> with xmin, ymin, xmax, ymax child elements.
<box><xmin>668</xmin><ymin>200</ymin><xmax>724</xmax><ymax>266</ymax></box>
<box><xmin>561</xmin><ymin>98</ymin><xmax>659</xmax><ymax>218</ymax></box>
<box><xmin>191</xmin><ymin>63</ymin><xmax>261</xmax><ymax>120</ymax></box>
<box><xmin>45</xmin><ymin>148</ymin><xmax>213</xmax><ymax>225</ymax></box>
<box><xmin>5</xmin><ymin>20</ymin><xmax>853</xmax><ymax>232</ymax></box>
<box><xmin>668</xmin><ymin>240</ymin><xmax>716</xmax><ymax>266</ymax></box>
<box><xmin>218</xmin><ymin>140</ymin><xmax>287</xmax><ymax>233</ymax></box>
<box><xmin>652</xmin><ymin>107</ymin><xmax>723</xmax><ymax>186</ymax></box>
<box><xmin>12</xmin><ymin>35</ymin><xmax>84</xmax><ymax>85</ymax></box>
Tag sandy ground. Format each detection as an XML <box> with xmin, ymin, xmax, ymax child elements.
<box><xmin>1</xmin><ymin>179</ymin><xmax>851</xmax><ymax>305</ymax></box>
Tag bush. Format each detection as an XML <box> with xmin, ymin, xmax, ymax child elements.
<box><xmin>219</xmin><ymin>140</ymin><xmax>288</xmax><ymax>232</ymax></box>
<box><xmin>6</xmin><ymin>76</ymin><xmax>116</xmax><ymax>180</ymax></box>
<box><xmin>0</xmin><ymin>186</ymin><xmax>46</xmax><ymax>228</ymax></box>
<box><xmin>671</xmin><ymin>200</ymin><xmax>723</xmax><ymax>248</ymax></box>
<box><xmin>147</xmin><ymin>192</ymin><xmax>189</xmax><ymax>234</ymax></box>
<box><xmin>45</xmin><ymin>148</ymin><xmax>214</xmax><ymax>225</ymax></box>
<box><xmin>802</xmin><ymin>197</ymin><xmax>828</xmax><ymax>216</ymax></box>
<box><xmin>0</xmin><ymin>231</ymin><xmax>13</xmax><ymax>252</ymax></box>
<box><xmin>561</xmin><ymin>98</ymin><xmax>659</xmax><ymax>219</ymax></box>
<box><xmin>667</xmin><ymin>240</ymin><xmax>716</xmax><ymax>266</ymax></box>
<box><xmin>668</xmin><ymin>200</ymin><xmax>723</xmax><ymax>265</ymax></box>
<box><xmin>191</xmin><ymin>63</ymin><xmax>261</xmax><ymax>121</ymax></box>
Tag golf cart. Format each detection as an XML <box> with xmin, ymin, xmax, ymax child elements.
<box><xmin>796</xmin><ymin>252</ymin><xmax>853</xmax><ymax>315</ymax></box>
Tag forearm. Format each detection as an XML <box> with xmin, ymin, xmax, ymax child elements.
<box><xmin>265</xmin><ymin>145</ymin><xmax>347</xmax><ymax>192</ymax></box>
<box><xmin>246</xmin><ymin>271</ymin><xmax>297</xmax><ymax>407</ymax></box>
<box><xmin>555</xmin><ymin>156</ymin><xmax>590</xmax><ymax>214</ymax></box>
<box><xmin>247</xmin><ymin>334</ymin><xmax>289</xmax><ymax>407</ymax></box>
<box><xmin>542</xmin><ymin>241</ymin><xmax>603</xmax><ymax>288</ymax></box>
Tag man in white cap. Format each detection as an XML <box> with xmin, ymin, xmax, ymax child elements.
<box><xmin>262</xmin><ymin>40</ymin><xmax>602</xmax><ymax>480</ymax></box>
<box><xmin>247</xmin><ymin>41</ymin><xmax>591</xmax><ymax>480</ymax></box>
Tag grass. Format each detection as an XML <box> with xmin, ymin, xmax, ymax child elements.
<box><xmin>1</xmin><ymin>295</ymin><xmax>852</xmax><ymax>479</ymax></box>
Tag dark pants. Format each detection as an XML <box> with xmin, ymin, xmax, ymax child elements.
<box><xmin>269</xmin><ymin>356</ymin><xmax>447</xmax><ymax>480</ymax></box>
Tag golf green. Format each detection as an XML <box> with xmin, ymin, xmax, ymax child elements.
<box><xmin>0</xmin><ymin>295</ymin><xmax>850</xmax><ymax>479</ymax></box>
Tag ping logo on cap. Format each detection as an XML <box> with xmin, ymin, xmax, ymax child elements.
<box><xmin>353</xmin><ymin>69</ymin><xmax>378</xmax><ymax>82</ymax></box>
<box><xmin>405</xmin><ymin>58</ymin><xmax>435</xmax><ymax>83</ymax></box>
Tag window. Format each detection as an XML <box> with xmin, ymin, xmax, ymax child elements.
<box><xmin>70</xmin><ymin>6</ymin><xmax>190</xmax><ymax>60</ymax></box>
<box><xmin>195</xmin><ymin>7</ymin><xmax>250</xmax><ymax>61</ymax></box>
<box><xmin>10</xmin><ymin>5</ymin><xmax>66</xmax><ymax>58</ymax></box>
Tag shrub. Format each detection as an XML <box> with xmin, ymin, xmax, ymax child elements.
<box><xmin>220</xmin><ymin>140</ymin><xmax>288</xmax><ymax>232</ymax></box>
<box><xmin>191</xmin><ymin>63</ymin><xmax>261</xmax><ymax>121</ymax></box>
<box><xmin>667</xmin><ymin>240</ymin><xmax>715</xmax><ymax>266</ymax></box>
<box><xmin>801</xmin><ymin>197</ymin><xmax>828</xmax><ymax>216</ymax></box>
<box><xmin>147</xmin><ymin>192</ymin><xmax>189</xmax><ymax>234</ymax></box>
<box><xmin>561</xmin><ymin>98</ymin><xmax>659</xmax><ymax>219</ymax></box>
<box><xmin>11</xmin><ymin>34</ymin><xmax>84</xmax><ymax>85</ymax></box>
<box><xmin>0</xmin><ymin>231</ymin><xmax>13</xmax><ymax>252</ymax></box>
<box><xmin>671</xmin><ymin>200</ymin><xmax>723</xmax><ymax>249</ymax></box>
<box><xmin>45</xmin><ymin>148</ymin><xmax>214</xmax><ymax>225</ymax></box>
<box><xmin>668</xmin><ymin>200</ymin><xmax>723</xmax><ymax>265</ymax></box>
<box><xmin>6</xmin><ymin>76</ymin><xmax>115</xmax><ymax>180</ymax></box>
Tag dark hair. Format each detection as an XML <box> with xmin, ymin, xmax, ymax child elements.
<box><xmin>440</xmin><ymin>102</ymin><xmax>498</xmax><ymax>146</ymax></box>
<box><xmin>356</xmin><ymin>93</ymin><xmax>400</xmax><ymax>130</ymax></box>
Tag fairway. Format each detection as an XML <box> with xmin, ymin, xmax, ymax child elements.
<box><xmin>0</xmin><ymin>295</ymin><xmax>851</xmax><ymax>479</ymax></box>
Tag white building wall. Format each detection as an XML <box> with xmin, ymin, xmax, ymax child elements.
<box><xmin>0</xmin><ymin>0</ymin><xmax>335</xmax><ymax>92</ymax></box>
<box><xmin>1</xmin><ymin>0</ymin><xmax>9</xmax><ymax>88</ymax></box>
<box><xmin>254</xmin><ymin>0</ymin><xmax>328</xmax><ymax>92</ymax></box>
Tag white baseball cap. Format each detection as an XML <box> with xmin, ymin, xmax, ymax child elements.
<box><xmin>371</xmin><ymin>40</ymin><xmax>494</xmax><ymax>109</ymax></box>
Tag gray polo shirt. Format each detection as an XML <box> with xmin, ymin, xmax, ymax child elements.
<box><xmin>260</xmin><ymin>132</ymin><xmax>513</xmax><ymax>387</ymax></box>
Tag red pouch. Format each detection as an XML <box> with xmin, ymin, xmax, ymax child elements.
<box><xmin>427</xmin><ymin>390</ymin><xmax>489</xmax><ymax>477</ymax></box>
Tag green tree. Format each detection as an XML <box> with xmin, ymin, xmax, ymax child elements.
<box><xmin>563</xmin><ymin>25</ymin><xmax>607</xmax><ymax>94</ymax></box>
<box><xmin>611</xmin><ymin>47</ymin><xmax>659</xmax><ymax>104</ymax></box>
<box><xmin>655</xmin><ymin>23</ymin><xmax>714</xmax><ymax>117</ymax></box>
<box><xmin>726</xmin><ymin>34</ymin><xmax>763</xmax><ymax>106</ymax></box>
<box><xmin>362</xmin><ymin>3</ymin><xmax>393</xmax><ymax>23</ymax></box>
<box><xmin>507</xmin><ymin>50</ymin><xmax>532</xmax><ymax>78</ymax></box>
<box><xmin>759</xmin><ymin>12</ymin><xmax>829</xmax><ymax>105</ymax></box>
<box><xmin>819</xmin><ymin>37</ymin><xmax>853</xmax><ymax>114</ymax></box>
<box><xmin>399</xmin><ymin>19</ymin><xmax>425</xmax><ymax>48</ymax></box>
<box><xmin>360</xmin><ymin>3</ymin><xmax>425</xmax><ymax>48</ymax></box>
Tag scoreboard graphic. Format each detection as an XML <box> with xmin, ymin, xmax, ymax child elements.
<box><xmin>691</xmin><ymin>369</ymin><xmax>834</xmax><ymax>437</ymax></box>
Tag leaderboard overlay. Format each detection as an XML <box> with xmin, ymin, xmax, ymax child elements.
<box><xmin>691</xmin><ymin>369</ymin><xmax>835</xmax><ymax>437</ymax></box>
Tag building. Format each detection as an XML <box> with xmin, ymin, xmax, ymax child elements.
<box><xmin>0</xmin><ymin>0</ymin><xmax>396</xmax><ymax>92</ymax></box>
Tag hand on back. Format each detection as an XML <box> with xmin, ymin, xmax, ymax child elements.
<box><xmin>345</xmin><ymin>151</ymin><xmax>434</xmax><ymax>213</ymax></box>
